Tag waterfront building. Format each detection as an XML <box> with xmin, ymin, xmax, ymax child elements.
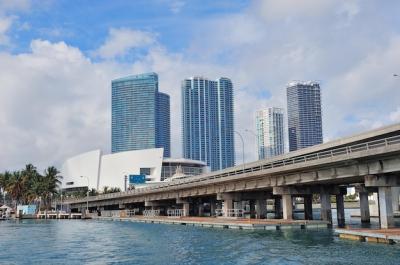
<box><xmin>256</xmin><ymin>107</ymin><xmax>285</xmax><ymax>159</ymax></box>
<box><xmin>181</xmin><ymin>76</ymin><xmax>235</xmax><ymax>171</ymax></box>
<box><xmin>111</xmin><ymin>72</ymin><xmax>171</xmax><ymax>157</ymax></box>
<box><xmin>61</xmin><ymin>149</ymin><xmax>207</xmax><ymax>191</ymax></box>
<box><xmin>286</xmin><ymin>81</ymin><xmax>323</xmax><ymax>151</ymax></box>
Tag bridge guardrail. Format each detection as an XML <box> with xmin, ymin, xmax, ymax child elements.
<box><xmin>66</xmin><ymin>134</ymin><xmax>400</xmax><ymax>204</ymax></box>
<box><xmin>214</xmin><ymin>209</ymin><xmax>244</xmax><ymax>218</ymax></box>
<box><xmin>167</xmin><ymin>209</ymin><xmax>186</xmax><ymax>217</ymax></box>
<box><xmin>143</xmin><ymin>209</ymin><xmax>160</xmax><ymax>217</ymax></box>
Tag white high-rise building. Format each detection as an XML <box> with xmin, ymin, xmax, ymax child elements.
<box><xmin>256</xmin><ymin>107</ymin><xmax>285</xmax><ymax>160</ymax></box>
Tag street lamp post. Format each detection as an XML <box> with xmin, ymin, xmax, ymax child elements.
<box><xmin>80</xmin><ymin>176</ymin><xmax>89</xmax><ymax>214</ymax></box>
<box><xmin>59</xmin><ymin>180</ymin><xmax>63</xmax><ymax>212</ymax></box>
<box><xmin>245</xmin><ymin>129</ymin><xmax>259</xmax><ymax>160</ymax></box>
<box><xmin>234</xmin><ymin>131</ymin><xmax>245</xmax><ymax>171</ymax></box>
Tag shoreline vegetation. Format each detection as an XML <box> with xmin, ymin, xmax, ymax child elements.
<box><xmin>0</xmin><ymin>164</ymin><xmax>61</xmax><ymax>210</ymax></box>
<box><xmin>0</xmin><ymin>164</ymin><xmax>122</xmax><ymax>211</ymax></box>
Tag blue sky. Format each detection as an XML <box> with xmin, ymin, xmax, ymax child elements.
<box><xmin>0</xmin><ymin>0</ymin><xmax>400</xmax><ymax>171</ymax></box>
<box><xmin>9</xmin><ymin>0</ymin><xmax>249</xmax><ymax>54</ymax></box>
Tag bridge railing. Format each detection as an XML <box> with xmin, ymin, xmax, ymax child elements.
<box><xmin>66</xmin><ymin>134</ymin><xmax>400</xmax><ymax>204</ymax></box>
<box><xmin>167</xmin><ymin>209</ymin><xmax>186</xmax><ymax>217</ymax></box>
<box><xmin>143</xmin><ymin>209</ymin><xmax>160</xmax><ymax>217</ymax></box>
<box><xmin>126</xmin><ymin>209</ymin><xmax>138</xmax><ymax>217</ymax></box>
<box><xmin>214</xmin><ymin>209</ymin><xmax>244</xmax><ymax>218</ymax></box>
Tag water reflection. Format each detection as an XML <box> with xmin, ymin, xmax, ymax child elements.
<box><xmin>0</xmin><ymin>218</ymin><xmax>399</xmax><ymax>265</ymax></box>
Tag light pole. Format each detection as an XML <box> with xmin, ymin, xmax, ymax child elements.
<box><xmin>234</xmin><ymin>131</ymin><xmax>245</xmax><ymax>171</ymax></box>
<box><xmin>59</xmin><ymin>179</ymin><xmax>63</xmax><ymax>212</ymax></box>
<box><xmin>245</xmin><ymin>129</ymin><xmax>259</xmax><ymax>160</ymax></box>
<box><xmin>80</xmin><ymin>176</ymin><xmax>89</xmax><ymax>213</ymax></box>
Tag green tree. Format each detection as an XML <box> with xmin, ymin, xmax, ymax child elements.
<box><xmin>41</xmin><ymin>166</ymin><xmax>62</xmax><ymax>209</ymax></box>
<box><xmin>5</xmin><ymin>171</ymin><xmax>25</xmax><ymax>205</ymax></box>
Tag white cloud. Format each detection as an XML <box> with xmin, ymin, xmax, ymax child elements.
<box><xmin>0</xmin><ymin>39</ymin><xmax>126</xmax><ymax>170</ymax></box>
<box><xmin>255</xmin><ymin>0</ymin><xmax>343</xmax><ymax>21</ymax></box>
<box><xmin>0</xmin><ymin>0</ymin><xmax>400</xmax><ymax>171</ymax></box>
<box><xmin>95</xmin><ymin>28</ymin><xmax>156</xmax><ymax>59</ymax></box>
<box><xmin>0</xmin><ymin>0</ymin><xmax>31</xmax><ymax>46</ymax></box>
<box><xmin>0</xmin><ymin>16</ymin><xmax>13</xmax><ymax>45</ymax></box>
<box><xmin>169</xmin><ymin>0</ymin><xmax>185</xmax><ymax>14</ymax></box>
<box><xmin>0</xmin><ymin>0</ymin><xmax>31</xmax><ymax>13</ymax></box>
<box><xmin>390</xmin><ymin>108</ymin><xmax>400</xmax><ymax>122</ymax></box>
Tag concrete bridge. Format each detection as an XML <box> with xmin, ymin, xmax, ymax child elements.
<box><xmin>66</xmin><ymin>123</ymin><xmax>400</xmax><ymax>229</ymax></box>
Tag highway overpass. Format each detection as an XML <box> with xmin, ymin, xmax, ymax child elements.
<box><xmin>65</xmin><ymin>123</ymin><xmax>400</xmax><ymax>228</ymax></box>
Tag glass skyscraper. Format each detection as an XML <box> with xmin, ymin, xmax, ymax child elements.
<box><xmin>181</xmin><ymin>77</ymin><xmax>234</xmax><ymax>171</ymax></box>
<box><xmin>287</xmin><ymin>81</ymin><xmax>323</xmax><ymax>152</ymax></box>
<box><xmin>111</xmin><ymin>72</ymin><xmax>170</xmax><ymax>157</ymax></box>
<box><xmin>256</xmin><ymin>107</ymin><xmax>285</xmax><ymax>160</ymax></box>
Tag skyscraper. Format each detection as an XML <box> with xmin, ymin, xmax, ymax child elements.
<box><xmin>111</xmin><ymin>72</ymin><xmax>171</xmax><ymax>157</ymax></box>
<box><xmin>182</xmin><ymin>76</ymin><xmax>234</xmax><ymax>171</ymax></box>
<box><xmin>287</xmin><ymin>81</ymin><xmax>323</xmax><ymax>152</ymax></box>
<box><xmin>256</xmin><ymin>107</ymin><xmax>285</xmax><ymax>160</ymax></box>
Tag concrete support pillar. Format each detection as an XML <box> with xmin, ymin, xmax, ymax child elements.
<box><xmin>378</xmin><ymin>187</ymin><xmax>395</xmax><ymax>229</ymax></box>
<box><xmin>183</xmin><ymin>202</ymin><xmax>190</xmax><ymax>217</ymax></box>
<box><xmin>304</xmin><ymin>195</ymin><xmax>313</xmax><ymax>220</ymax></box>
<box><xmin>359</xmin><ymin>191</ymin><xmax>370</xmax><ymax>223</ymax></box>
<box><xmin>320</xmin><ymin>188</ymin><xmax>332</xmax><ymax>224</ymax></box>
<box><xmin>249</xmin><ymin>200</ymin><xmax>256</xmax><ymax>218</ymax></box>
<box><xmin>223</xmin><ymin>199</ymin><xmax>233</xmax><ymax>217</ymax></box>
<box><xmin>234</xmin><ymin>201</ymin><xmax>243</xmax><ymax>210</ymax></box>
<box><xmin>391</xmin><ymin>187</ymin><xmax>400</xmax><ymax>212</ymax></box>
<box><xmin>336</xmin><ymin>194</ymin><xmax>345</xmax><ymax>228</ymax></box>
<box><xmin>282</xmin><ymin>194</ymin><xmax>293</xmax><ymax>220</ymax></box>
<box><xmin>255</xmin><ymin>199</ymin><xmax>267</xmax><ymax>219</ymax></box>
<box><xmin>198</xmin><ymin>203</ymin><xmax>204</xmax><ymax>217</ymax></box>
<box><xmin>210</xmin><ymin>200</ymin><xmax>216</xmax><ymax>216</ymax></box>
<box><xmin>274</xmin><ymin>197</ymin><xmax>282</xmax><ymax>219</ymax></box>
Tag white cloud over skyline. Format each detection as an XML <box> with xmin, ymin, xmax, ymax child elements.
<box><xmin>0</xmin><ymin>0</ymin><xmax>399</xmax><ymax>172</ymax></box>
<box><xmin>95</xmin><ymin>28</ymin><xmax>157</xmax><ymax>59</ymax></box>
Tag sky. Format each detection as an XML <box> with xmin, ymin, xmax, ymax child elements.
<box><xmin>0</xmin><ymin>0</ymin><xmax>400</xmax><ymax>172</ymax></box>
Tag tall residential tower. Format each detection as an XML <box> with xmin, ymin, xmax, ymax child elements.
<box><xmin>256</xmin><ymin>107</ymin><xmax>285</xmax><ymax>159</ymax></box>
<box><xmin>182</xmin><ymin>77</ymin><xmax>234</xmax><ymax>171</ymax></box>
<box><xmin>286</xmin><ymin>81</ymin><xmax>323</xmax><ymax>152</ymax></box>
<box><xmin>111</xmin><ymin>72</ymin><xmax>171</xmax><ymax>157</ymax></box>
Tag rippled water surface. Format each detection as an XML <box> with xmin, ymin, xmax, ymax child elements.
<box><xmin>0</xmin><ymin>219</ymin><xmax>399</xmax><ymax>265</ymax></box>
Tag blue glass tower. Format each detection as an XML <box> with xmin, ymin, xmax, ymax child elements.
<box><xmin>182</xmin><ymin>76</ymin><xmax>234</xmax><ymax>171</ymax></box>
<box><xmin>287</xmin><ymin>81</ymin><xmax>323</xmax><ymax>152</ymax></box>
<box><xmin>111</xmin><ymin>72</ymin><xmax>170</xmax><ymax>157</ymax></box>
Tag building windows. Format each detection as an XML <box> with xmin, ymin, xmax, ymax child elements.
<box><xmin>140</xmin><ymin>168</ymin><xmax>152</xmax><ymax>176</ymax></box>
<box><xmin>287</xmin><ymin>81</ymin><xmax>323</xmax><ymax>151</ymax></box>
<box><xmin>181</xmin><ymin>77</ymin><xmax>235</xmax><ymax>171</ymax></box>
<box><xmin>111</xmin><ymin>72</ymin><xmax>170</xmax><ymax>157</ymax></box>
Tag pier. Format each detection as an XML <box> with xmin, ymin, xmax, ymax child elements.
<box><xmin>92</xmin><ymin>215</ymin><xmax>329</xmax><ymax>230</ymax></box>
<box><xmin>36</xmin><ymin>211</ymin><xmax>83</xmax><ymax>219</ymax></box>
<box><xmin>335</xmin><ymin>228</ymin><xmax>400</xmax><ymax>244</ymax></box>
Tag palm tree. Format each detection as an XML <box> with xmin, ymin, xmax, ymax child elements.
<box><xmin>89</xmin><ymin>188</ymin><xmax>98</xmax><ymax>196</ymax></box>
<box><xmin>20</xmin><ymin>164</ymin><xmax>40</xmax><ymax>204</ymax></box>
<box><xmin>102</xmin><ymin>186</ymin><xmax>121</xmax><ymax>194</ymax></box>
<box><xmin>1</xmin><ymin>164</ymin><xmax>62</xmax><ymax>209</ymax></box>
<box><xmin>41</xmin><ymin>166</ymin><xmax>62</xmax><ymax>210</ymax></box>
<box><xmin>102</xmin><ymin>186</ymin><xmax>110</xmax><ymax>194</ymax></box>
<box><xmin>6</xmin><ymin>171</ymin><xmax>24</xmax><ymax>206</ymax></box>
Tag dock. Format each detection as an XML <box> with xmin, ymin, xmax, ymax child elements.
<box><xmin>335</xmin><ymin>228</ymin><xmax>400</xmax><ymax>244</ymax></box>
<box><xmin>36</xmin><ymin>211</ymin><xmax>83</xmax><ymax>219</ymax></box>
<box><xmin>92</xmin><ymin>216</ymin><xmax>329</xmax><ymax>230</ymax></box>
